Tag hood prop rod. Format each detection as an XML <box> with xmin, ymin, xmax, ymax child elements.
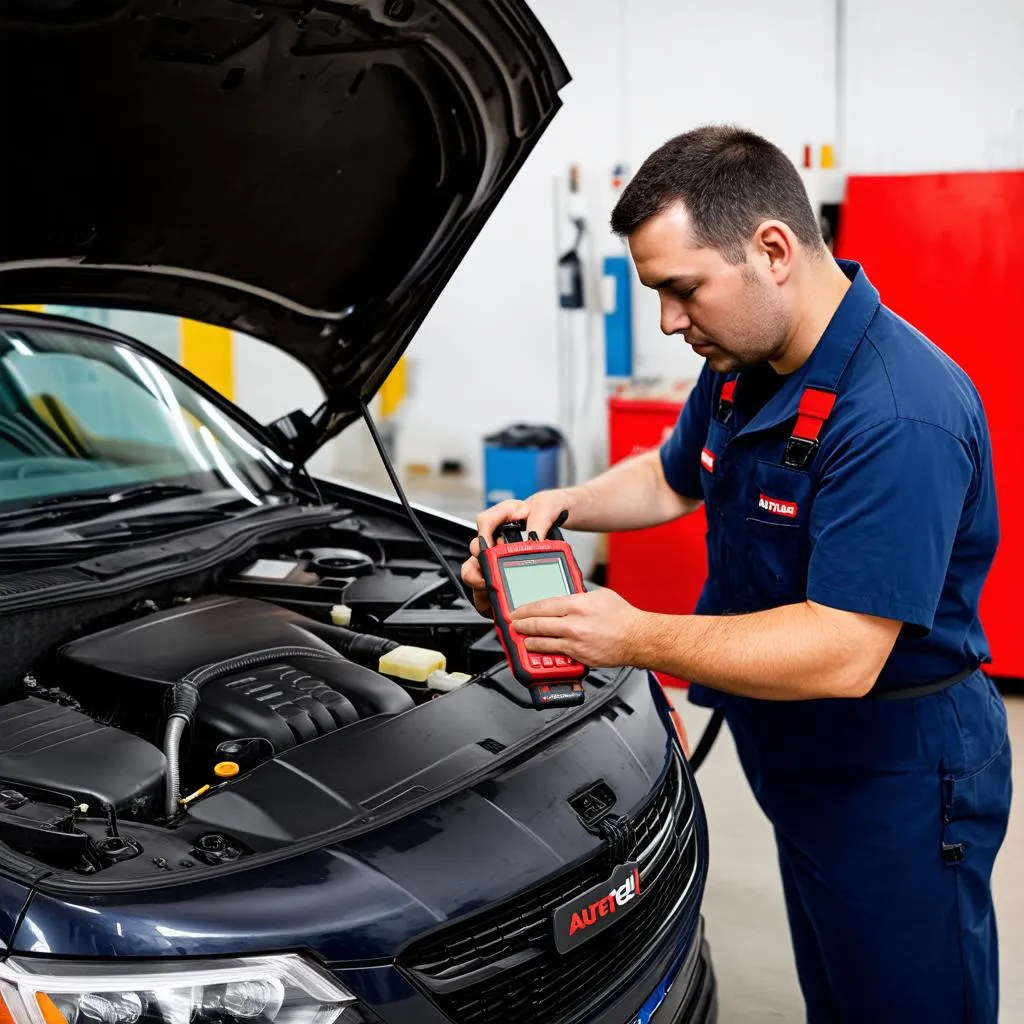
<box><xmin>359</xmin><ymin>398</ymin><xmax>471</xmax><ymax>604</ymax></box>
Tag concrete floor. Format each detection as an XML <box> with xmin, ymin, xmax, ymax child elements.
<box><xmin>678</xmin><ymin>696</ymin><xmax>1024</xmax><ymax>1023</ymax></box>
<box><xmin>332</xmin><ymin>468</ymin><xmax>1023</xmax><ymax>1022</ymax></box>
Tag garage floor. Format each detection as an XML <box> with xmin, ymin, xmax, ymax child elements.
<box><xmin>677</xmin><ymin>697</ymin><xmax>1024</xmax><ymax>1023</ymax></box>
<box><xmin>333</xmin><ymin>468</ymin><xmax>1022</xmax><ymax>1022</ymax></box>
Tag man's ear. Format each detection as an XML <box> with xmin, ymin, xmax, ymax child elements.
<box><xmin>753</xmin><ymin>220</ymin><xmax>796</xmax><ymax>283</ymax></box>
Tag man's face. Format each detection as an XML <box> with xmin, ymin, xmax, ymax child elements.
<box><xmin>628</xmin><ymin>202</ymin><xmax>791</xmax><ymax>373</ymax></box>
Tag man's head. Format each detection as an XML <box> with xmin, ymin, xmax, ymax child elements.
<box><xmin>611</xmin><ymin>125</ymin><xmax>829</xmax><ymax>373</ymax></box>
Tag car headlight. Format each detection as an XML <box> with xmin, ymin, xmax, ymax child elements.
<box><xmin>0</xmin><ymin>955</ymin><xmax>381</xmax><ymax>1024</ymax></box>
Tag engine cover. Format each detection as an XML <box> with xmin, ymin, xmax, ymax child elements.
<box><xmin>196</xmin><ymin>662</ymin><xmax>360</xmax><ymax>752</ymax></box>
<box><xmin>57</xmin><ymin>596</ymin><xmax>414</xmax><ymax>763</ymax></box>
<box><xmin>0</xmin><ymin>697</ymin><xmax>166</xmax><ymax>815</ymax></box>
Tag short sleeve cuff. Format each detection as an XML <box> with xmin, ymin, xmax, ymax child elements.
<box><xmin>659</xmin><ymin>441</ymin><xmax>702</xmax><ymax>501</ymax></box>
<box><xmin>807</xmin><ymin>580</ymin><xmax>936</xmax><ymax>633</ymax></box>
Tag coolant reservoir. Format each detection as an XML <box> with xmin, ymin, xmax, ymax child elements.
<box><xmin>379</xmin><ymin>646</ymin><xmax>446</xmax><ymax>682</ymax></box>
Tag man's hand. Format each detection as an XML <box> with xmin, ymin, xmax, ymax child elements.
<box><xmin>460</xmin><ymin>488</ymin><xmax>578</xmax><ymax>616</ymax></box>
<box><xmin>510</xmin><ymin>588</ymin><xmax>645</xmax><ymax>668</ymax></box>
<box><xmin>477</xmin><ymin>488</ymin><xmax>579</xmax><ymax>546</ymax></box>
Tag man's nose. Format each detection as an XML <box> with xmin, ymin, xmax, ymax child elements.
<box><xmin>660</xmin><ymin>298</ymin><xmax>691</xmax><ymax>336</ymax></box>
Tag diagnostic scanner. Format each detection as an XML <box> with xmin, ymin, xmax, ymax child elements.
<box><xmin>477</xmin><ymin>512</ymin><xmax>588</xmax><ymax>709</ymax></box>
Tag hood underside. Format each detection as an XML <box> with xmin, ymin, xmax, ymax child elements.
<box><xmin>0</xmin><ymin>0</ymin><xmax>568</xmax><ymax>448</ymax></box>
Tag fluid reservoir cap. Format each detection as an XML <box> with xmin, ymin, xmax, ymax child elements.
<box><xmin>214</xmin><ymin>761</ymin><xmax>240</xmax><ymax>778</ymax></box>
<box><xmin>330</xmin><ymin>604</ymin><xmax>353</xmax><ymax>627</ymax></box>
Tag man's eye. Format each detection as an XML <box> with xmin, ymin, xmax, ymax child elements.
<box><xmin>676</xmin><ymin>287</ymin><xmax>696</xmax><ymax>301</ymax></box>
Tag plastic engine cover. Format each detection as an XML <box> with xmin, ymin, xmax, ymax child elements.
<box><xmin>58</xmin><ymin>596</ymin><xmax>414</xmax><ymax>763</ymax></box>
<box><xmin>195</xmin><ymin>660</ymin><xmax>376</xmax><ymax>754</ymax></box>
<box><xmin>0</xmin><ymin>698</ymin><xmax>166</xmax><ymax>815</ymax></box>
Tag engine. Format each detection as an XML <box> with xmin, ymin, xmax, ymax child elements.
<box><xmin>0</xmin><ymin>512</ymin><xmax>507</xmax><ymax>877</ymax></box>
<box><xmin>57</xmin><ymin>594</ymin><xmax>417</xmax><ymax>774</ymax></box>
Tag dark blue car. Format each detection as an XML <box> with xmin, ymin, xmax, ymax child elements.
<box><xmin>0</xmin><ymin>2</ymin><xmax>716</xmax><ymax>1022</ymax></box>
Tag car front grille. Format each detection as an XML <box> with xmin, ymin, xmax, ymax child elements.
<box><xmin>399</xmin><ymin>753</ymin><xmax>699</xmax><ymax>1024</ymax></box>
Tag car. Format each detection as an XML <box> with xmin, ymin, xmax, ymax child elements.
<box><xmin>0</xmin><ymin>2</ymin><xmax>716</xmax><ymax>1023</ymax></box>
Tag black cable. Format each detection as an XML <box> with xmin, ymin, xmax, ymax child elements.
<box><xmin>301</xmin><ymin>467</ymin><xmax>325</xmax><ymax>505</ymax></box>
<box><xmin>688</xmin><ymin>709</ymin><xmax>724</xmax><ymax>772</ymax></box>
<box><xmin>359</xmin><ymin>399</ymin><xmax>471</xmax><ymax>604</ymax></box>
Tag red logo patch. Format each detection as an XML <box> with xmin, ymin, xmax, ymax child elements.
<box><xmin>553</xmin><ymin>862</ymin><xmax>643</xmax><ymax>953</ymax></box>
<box><xmin>758</xmin><ymin>493</ymin><xmax>798</xmax><ymax>518</ymax></box>
<box><xmin>700</xmin><ymin>447</ymin><xmax>716</xmax><ymax>473</ymax></box>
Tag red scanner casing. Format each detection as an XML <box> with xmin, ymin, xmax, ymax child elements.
<box><xmin>478</xmin><ymin>538</ymin><xmax>588</xmax><ymax>692</ymax></box>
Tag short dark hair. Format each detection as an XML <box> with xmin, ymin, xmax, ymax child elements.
<box><xmin>610</xmin><ymin>125</ymin><xmax>824</xmax><ymax>263</ymax></box>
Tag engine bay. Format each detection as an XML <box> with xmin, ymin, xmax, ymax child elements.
<box><xmin>0</xmin><ymin>509</ymin><xmax>560</xmax><ymax>881</ymax></box>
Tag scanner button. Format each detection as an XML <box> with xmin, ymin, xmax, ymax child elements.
<box><xmin>530</xmin><ymin>656</ymin><xmax>544</xmax><ymax>667</ymax></box>
<box><xmin>542</xmin><ymin>656</ymin><xmax>554</xmax><ymax>667</ymax></box>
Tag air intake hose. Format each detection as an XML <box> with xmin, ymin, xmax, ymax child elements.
<box><xmin>301</xmin><ymin>621</ymin><xmax>399</xmax><ymax>666</ymax></box>
<box><xmin>162</xmin><ymin>645</ymin><xmax>348</xmax><ymax>819</ymax></box>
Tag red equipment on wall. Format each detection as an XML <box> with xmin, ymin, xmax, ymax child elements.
<box><xmin>836</xmin><ymin>170</ymin><xmax>1024</xmax><ymax>680</ymax></box>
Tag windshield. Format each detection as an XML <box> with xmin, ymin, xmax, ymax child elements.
<box><xmin>0</xmin><ymin>323</ymin><xmax>288</xmax><ymax>508</ymax></box>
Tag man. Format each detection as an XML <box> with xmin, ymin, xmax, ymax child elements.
<box><xmin>461</xmin><ymin>125</ymin><xmax>1012</xmax><ymax>1022</ymax></box>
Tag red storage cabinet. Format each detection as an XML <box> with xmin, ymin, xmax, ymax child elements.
<box><xmin>606</xmin><ymin>383</ymin><xmax>708</xmax><ymax>687</ymax></box>
<box><xmin>837</xmin><ymin>170</ymin><xmax>1024</xmax><ymax>680</ymax></box>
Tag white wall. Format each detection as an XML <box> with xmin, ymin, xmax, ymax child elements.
<box><xmin>842</xmin><ymin>0</ymin><xmax>1024</xmax><ymax>173</ymax></box>
<box><xmin>226</xmin><ymin>0</ymin><xmax>629</xmax><ymax>485</ymax></box>
<box><xmin>621</xmin><ymin>0</ymin><xmax>837</xmax><ymax>379</ymax></box>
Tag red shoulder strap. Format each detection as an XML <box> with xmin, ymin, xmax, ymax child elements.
<box><xmin>792</xmin><ymin>388</ymin><xmax>837</xmax><ymax>443</ymax></box>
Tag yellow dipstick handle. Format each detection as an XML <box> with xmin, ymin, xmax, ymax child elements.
<box><xmin>179</xmin><ymin>784</ymin><xmax>211</xmax><ymax>806</ymax></box>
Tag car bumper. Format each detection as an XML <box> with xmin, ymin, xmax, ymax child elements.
<box><xmin>642</xmin><ymin>926</ymin><xmax>716</xmax><ymax>1024</ymax></box>
<box><xmin>576</xmin><ymin>915</ymin><xmax>716</xmax><ymax>1024</ymax></box>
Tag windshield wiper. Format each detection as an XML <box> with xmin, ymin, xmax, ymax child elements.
<box><xmin>0</xmin><ymin>510</ymin><xmax>222</xmax><ymax>560</ymax></box>
<box><xmin>106</xmin><ymin>483</ymin><xmax>205</xmax><ymax>503</ymax></box>
<box><xmin>0</xmin><ymin>483</ymin><xmax>205</xmax><ymax>528</ymax></box>
<box><xmin>0</xmin><ymin>500</ymin><xmax>315</xmax><ymax>565</ymax></box>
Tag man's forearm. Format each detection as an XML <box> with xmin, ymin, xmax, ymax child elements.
<box><xmin>566</xmin><ymin>450</ymin><xmax>700</xmax><ymax>533</ymax></box>
<box><xmin>632</xmin><ymin>601</ymin><xmax>898</xmax><ymax>700</ymax></box>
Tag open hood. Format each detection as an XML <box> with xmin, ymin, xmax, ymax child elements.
<box><xmin>0</xmin><ymin>0</ymin><xmax>568</xmax><ymax>452</ymax></box>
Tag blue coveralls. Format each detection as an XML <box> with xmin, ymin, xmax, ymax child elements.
<box><xmin>660</xmin><ymin>260</ymin><xmax>1012</xmax><ymax>1022</ymax></box>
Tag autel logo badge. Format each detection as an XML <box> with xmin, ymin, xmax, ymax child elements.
<box><xmin>758</xmin><ymin>493</ymin><xmax>798</xmax><ymax>518</ymax></box>
<box><xmin>553</xmin><ymin>862</ymin><xmax>643</xmax><ymax>953</ymax></box>
<box><xmin>568</xmin><ymin>866</ymin><xmax>641</xmax><ymax>935</ymax></box>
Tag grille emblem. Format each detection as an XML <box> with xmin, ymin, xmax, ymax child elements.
<box><xmin>552</xmin><ymin>811</ymin><xmax>642</xmax><ymax>954</ymax></box>
<box><xmin>552</xmin><ymin>860</ymin><xmax>643</xmax><ymax>954</ymax></box>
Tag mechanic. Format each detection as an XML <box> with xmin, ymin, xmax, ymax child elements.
<box><xmin>462</xmin><ymin>125</ymin><xmax>1012</xmax><ymax>1023</ymax></box>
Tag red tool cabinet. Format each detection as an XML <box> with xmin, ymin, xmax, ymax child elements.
<box><xmin>837</xmin><ymin>170</ymin><xmax>1024</xmax><ymax>681</ymax></box>
<box><xmin>606</xmin><ymin>382</ymin><xmax>707</xmax><ymax>688</ymax></box>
